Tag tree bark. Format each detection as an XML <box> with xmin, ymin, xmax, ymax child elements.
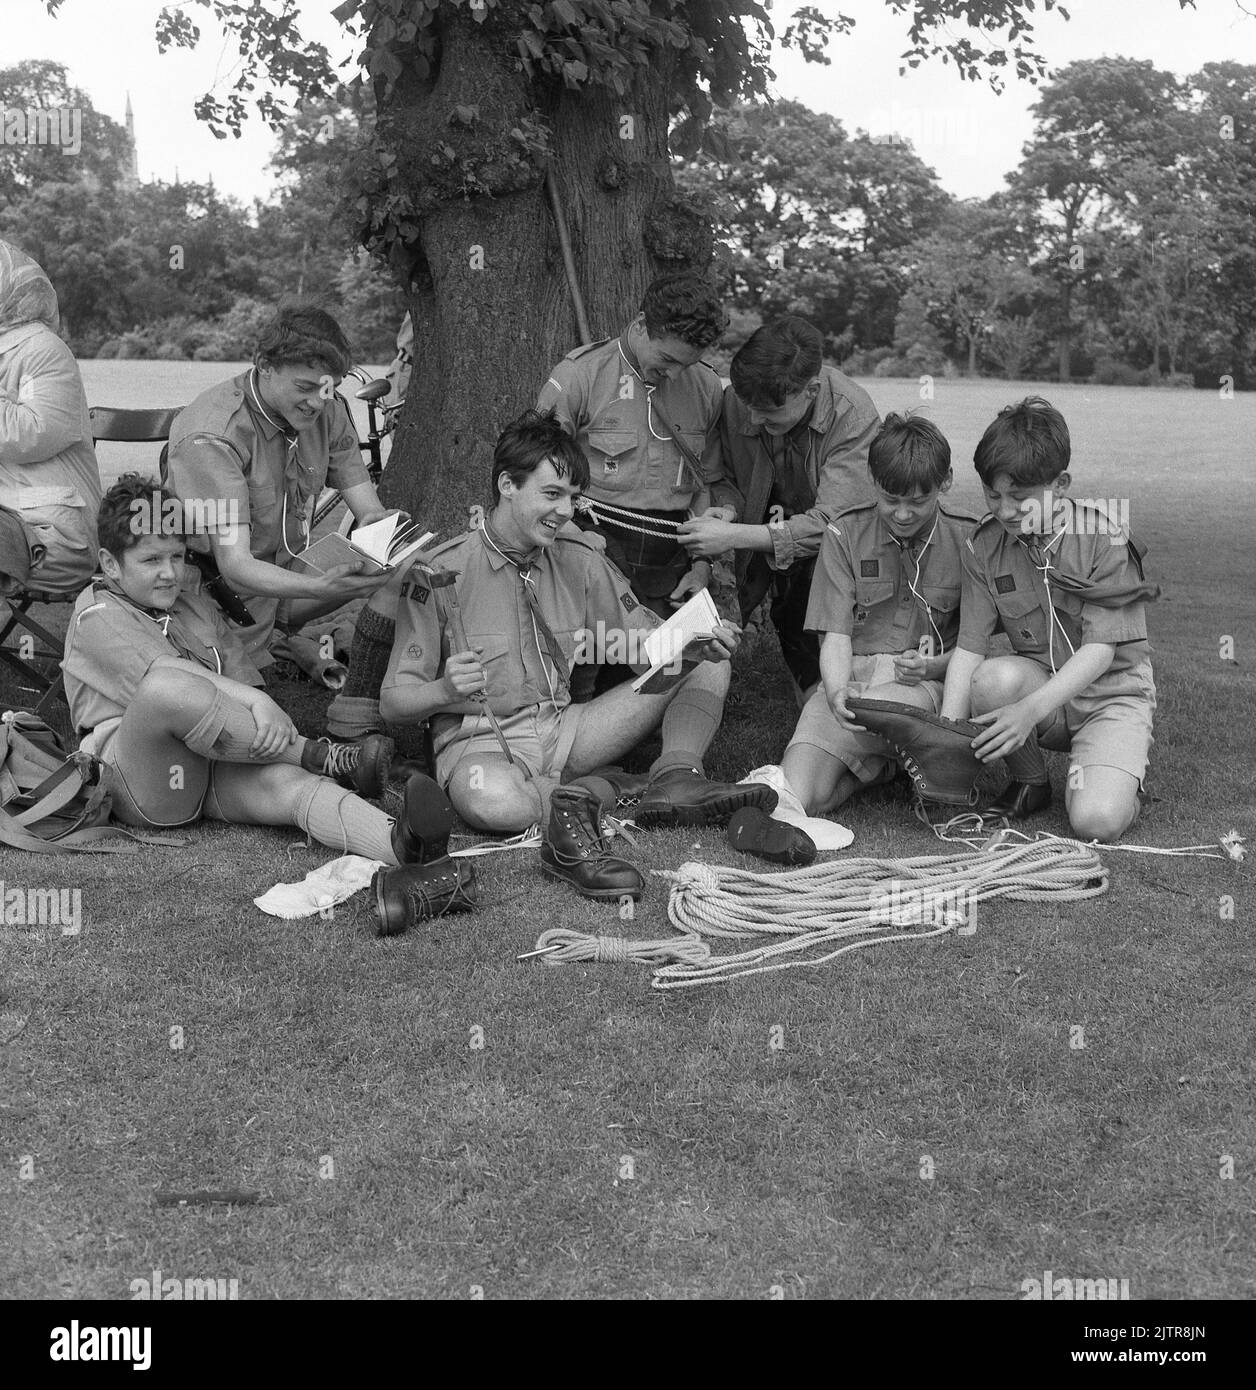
<box><xmin>376</xmin><ymin>15</ymin><xmax>707</xmax><ymax>537</ymax></box>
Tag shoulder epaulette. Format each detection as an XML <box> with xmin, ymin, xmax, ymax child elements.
<box><xmin>552</xmin><ymin>526</ymin><xmax>604</xmax><ymax>553</ymax></box>
<box><xmin>940</xmin><ymin>502</ymin><xmax>983</xmax><ymax>524</ymax></box>
<box><xmin>564</xmin><ymin>336</ymin><xmax>613</xmax><ymax>361</ymax></box>
<box><xmin>833</xmin><ymin>502</ymin><xmax>878</xmax><ymax>523</ymax></box>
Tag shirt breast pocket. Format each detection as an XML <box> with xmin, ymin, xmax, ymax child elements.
<box><xmin>995</xmin><ymin>589</ymin><xmax>1048</xmax><ymax>651</ymax></box>
<box><xmin>854</xmin><ymin>579</ymin><xmax>895</xmax><ymax>625</ymax></box>
<box><xmin>586</xmin><ymin>429</ymin><xmax>636</xmax><ymax>492</ymax></box>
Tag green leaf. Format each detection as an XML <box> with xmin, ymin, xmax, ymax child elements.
<box><xmin>551</xmin><ymin>0</ymin><xmax>579</xmax><ymax>26</ymax></box>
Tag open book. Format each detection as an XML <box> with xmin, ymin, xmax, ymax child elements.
<box><xmin>296</xmin><ymin>512</ymin><xmax>436</xmax><ymax>576</ymax></box>
<box><xmin>632</xmin><ymin>587</ymin><xmax>721</xmax><ymax>694</ymax></box>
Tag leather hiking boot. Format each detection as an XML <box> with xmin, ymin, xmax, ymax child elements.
<box><xmin>986</xmin><ymin>779</ymin><xmax>1052</xmax><ymax>820</ymax></box>
<box><xmin>588</xmin><ymin>765</ymin><xmax>650</xmax><ymax>812</ymax></box>
<box><xmin>305</xmin><ymin>732</ymin><xmax>394</xmax><ymax>798</ymax></box>
<box><xmin>371</xmin><ymin>859</ymin><xmax>478</xmax><ymax>936</ymax></box>
<box><xmin>391</xmin><ymin>771</ymin><xmax>457</xmax><ymax>866</ymax></box>
<box><xmin>541</xmin><ymin>784</ymin><xmax>644</xmax><ymax>901</ymax></box>
<box><xmin>727</xmin><ymin>807</ymin><xmax>817</xmax><ymax>866</ymax></box>
<box><xmin>635</xmin><ymin>767</ymin><xmax>778</xmax><ymax>828</ymax></box>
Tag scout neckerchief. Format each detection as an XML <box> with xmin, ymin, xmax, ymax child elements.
<box><xmin>1016</xmin><ymin>518</ymin><xmax>1161</xmax><ymax>609</ymax></box>
<box><xmin>617</xmin><ymin>336</ymin><xmax>707</xmax><ymax>494</ymax></box>
<box><xmin>757</xmin><ymin>404</ymin><xmax>818</xmax><ymax>518</ymax></box>
<box><xmin>92</xmin><ymin>579</ymin><xmax>223</xmax><ymax>673</ymax></box>
<box><xmin>246</xmin><ymin>367</ymin><xmax>311</xmax><ymax>560</ymax></box>
<box><xmin>480</xmin><ymin>519</ymin><xmax>570</xmax><ymax>701</ymax></box>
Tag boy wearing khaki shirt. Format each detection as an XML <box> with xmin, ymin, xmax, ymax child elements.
<box><xmin>783</xmin><ymin>414</ymin><xmax>978</xmax><ymax>815</ymax></box>
<box><xmin>940</xmin><ymin>397</ymin><xmax>1157</xmax><ymax>841</ymax></box>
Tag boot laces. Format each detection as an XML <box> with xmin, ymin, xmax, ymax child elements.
<box><xmin>321</xmin><ymin>741</ymin><xmax>360</xmax><ymax>780</ymax></box>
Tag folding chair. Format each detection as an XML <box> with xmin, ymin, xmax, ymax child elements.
<box><xmin>0</xmin><ymin>406</ymin><xmax>181</xmax><ymax>714</ymax></box>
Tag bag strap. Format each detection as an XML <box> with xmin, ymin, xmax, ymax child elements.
<box><xmin>0</xmin><ymin>801</ymin><xmax>184</xmax><ymax>852</ymax></box>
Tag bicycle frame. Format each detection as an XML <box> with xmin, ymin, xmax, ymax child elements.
<box><xmin>310</xmin><ymin>368</ymin><xmax>403</xmax><ymax>531</ymax></box>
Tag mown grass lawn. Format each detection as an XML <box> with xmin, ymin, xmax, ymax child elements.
<box><xmin>2</xmin><ymin>379</ymin><xmax>1253</xmax><ymax>1299</ymax></box>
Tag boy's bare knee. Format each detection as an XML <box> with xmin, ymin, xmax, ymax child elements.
<box><xmin>970</xmin><ymin>658</ymin><xmax>1024</xmax><ymax>712</ymax></box>
<box><xmin>680</xmin><ymin>659</ymin><xmax>729</xmax><ymax>698</ymax></box>
<box><xmin>447</xmin><ymin>761</ymin><xmax>537</xmax><ymax>832</ymax></box>
<box><xmin>137</xmin><ymin>665</ymin><xmax>214</xmax><ymax>708</ymax></box>
<box><xmin>1069</xmin><ymin>798</ymin><xmax>1136</xmax><ymax>844</ymax></box>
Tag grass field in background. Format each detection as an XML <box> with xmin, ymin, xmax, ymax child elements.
<box><xmin>1</xmin><ymin>375</ymin><xmax>1253</xmax><ymax>1299</ymax></box>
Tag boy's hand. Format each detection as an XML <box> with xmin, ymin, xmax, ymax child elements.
<box><xmin>827</xmin><ymin>682</ymin><xmax>867</xmax><ymax>732</ymax></box>
<box><xmin>689</xmin><ymin>621</ymin><xmax>740</xmax><ymax>664</ymax></box>
<box><xmin>971</xmin><ymin>699</ymin><xmax>1040</xmax><ymax>762</ymax></box>
<box><xmin>677</xmin><ymin>515</ymin><xmax>737</xmax><ymax>558</ymax></box>
<box><xmin>309</xmin><ymin>562</ymin><xmax>392</xmax><ymax>602</ymax></box>
<box><xmin>892</xmin><ymin>650</ymin><xmax>933</xmax><ymax>685</ymax></box>
<box><xmin>440</xmin><ymin>648</ymin><xmax>488</xmax><ymax>701</ymax></box>
<box><xmin>668</xmin><ymin>563</ymin><xmax>711</xmax><ymax>607</ymax></box>
<box><xmin>245</xmin><ymin>691</ymin><xmax>298</xmax><ymax>758</ymax></box>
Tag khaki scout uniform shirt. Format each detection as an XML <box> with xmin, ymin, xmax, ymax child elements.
<box><xmin>164</xmin><ymin>370</ymin><xmax>371</xmax><ymax>664</ymax></box>
<box><xmin>63</xmin><ymin>577</ymin><xmax>262</xmax><ymax>760</ymax></box>
<box><xmin>383</xmin><ymin>524</ymin><xmax>663</xmax><ymax>756</ymax></box>
<box><xmin>957</xmin><ymin>501</ymin><xmax>1155</xmax><ymax>699</ymax></box>
<box><xmin>805</xmin><ymin>503</ymin><xmax>979</xmax><ymax>655</ymax></box>
<box><xmin>720</xmin><ymin>365</ymin><xmax>880</xmax><ymax>578</ymax></box>
<box><xmin>536</xmin><ymin>334</ymin><xmax>735</xmax><ymax>513</ymax></box>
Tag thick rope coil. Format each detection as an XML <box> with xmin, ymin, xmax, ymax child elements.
<box><xmin>527</xmin><ymin>927</ymin><xmax>711</xmax><ymax>967</ymax></box>
<box><xmin>649</xmin><ymin>838</ymin><xmax>1109</xmax><ymax>989</ymax></box>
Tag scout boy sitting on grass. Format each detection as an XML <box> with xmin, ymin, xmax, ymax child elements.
<box><xmin>378</xmin><ymin>410</ymin><xmax>776</xmax><ymax>903</ymax></box>
<box><xmin>61</xmin><ymin>476</ymin><xmax>466</xmax><ymax>909</ymax></box>
<box><xmin>781</xmin><ymin>412</ymin><xmax>980</xmax><ymax>815</ymax></box>
<box><xmin>939</xmin><ymin>397</ymin><xmax>1159</xmax><ymax>841</ymax></box>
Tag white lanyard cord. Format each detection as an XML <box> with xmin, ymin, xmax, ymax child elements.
<box><xmin>901</xmin><ymin>515</ymin><xmax>945</xmax><ymax>657</ymax></box>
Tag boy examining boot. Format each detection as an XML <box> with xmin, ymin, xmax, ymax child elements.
<box><xmin>939</xmin><ymin>397</ymin><xmax>1158</xmax><ymax>841</ymax></box>
<box><xmin>781</xmin><ymin>413</ymin><xmax>979</xmax><ymax>815</ymax></box>
<box><xmin>378</xmin><ymin>410</ymin><xmax>776</xmax><ymax>901</ymax></box>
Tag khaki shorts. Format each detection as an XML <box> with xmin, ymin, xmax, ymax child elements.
<box><xmin>786</xmin><ymin>653</ymin><xmax>944</xmax><ymax>784</ymax></box>
<box><xmin>433</xmin><ymin>701</ymin><xmax>585</xmax><ymax>788</ymax></box>
<box><xmin>1038</xmin><ymin>687</ymin><xmax>1156</xmax><ymax>787</ymax></box>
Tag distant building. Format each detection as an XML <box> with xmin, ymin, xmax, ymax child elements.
<box><xmin>124</xmin><ymin>91</ymin><xmax>139</xmax><ymax>186</ymax></box>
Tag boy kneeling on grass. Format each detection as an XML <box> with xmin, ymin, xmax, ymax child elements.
<box><xmin>61</xmin><ymin>475</ymin><xmax>472</xmax><ymax>920</ymax></box>
<box><xmin>781</xmin><ymin>413</ymin><xmax>980</xmax><ymax>816</ymax></box>
<box><xmin>939</xmin><ymin>397</ymin><xmax>1159</xmax><ymax>841</ymax></box>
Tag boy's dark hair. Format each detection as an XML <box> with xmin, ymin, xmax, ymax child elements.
<box><xmin>729</xmin><ymin>316</ymin><xmax>824</xmax><ymax>408</ymax></box>
<box><xmin>641</xmin><ymin>273</ymin><xmax>728</xmax><ymax>349</ymax></box>
<box><xmin>98</xmin><ymin>473</ymin><xmax>182</xmax><ymax>557</ymax></box>
<box><xmin>492</xmin><ymin>409</ymin><xmax>589</xmax><ymax>500</ymax></box>
<box><xmin>868</xmin><ymin>413</ymin><xmax>952</xmax><ymax>494</ymax></box>
<box><xmin>973</xmin><ymin>396</ymin><xmax>1071</xmax><ymax>486</ymax></box>
<box><xmin>254</xmin><ymin>301</ymin><xmax>352</xmax><ymax>378</ymax></box>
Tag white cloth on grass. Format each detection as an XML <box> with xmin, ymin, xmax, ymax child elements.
<box><xmin>738</xmin><ymin>764</ymin><xmax>854</xmax><ymax>852</ymax></box>
<box><xmin>254</xmin><ymin>854</ymin><xmax>384</xmax><ymax>919</ymax></box>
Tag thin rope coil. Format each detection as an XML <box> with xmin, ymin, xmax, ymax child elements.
<box><xmin>530</xmin><ymin>927</ymin><xmax>710</xmax><ymax>967</ymax></box>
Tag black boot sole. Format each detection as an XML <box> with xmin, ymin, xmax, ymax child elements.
<box><xmin>727</xmin><ymin>807</ymin><xmax>817</xmax><ymax>865</ymax></box>
<box><xmin>635</xmin><ymin>782</ymin><xmax>779</xmax><ymax>828</ymax></box>
<box><xmin>393</xmin><ymin>772</ymin><xmax>456</xmax><ymax>865</ymax></box>
<box><xmin>540</xmin><ymin>859</ymin><xmax>643</xmax><ymax>901</ymax></box>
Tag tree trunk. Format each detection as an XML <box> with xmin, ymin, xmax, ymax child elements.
<box><xmin>376</xmin><ymin>14</ymin><xmax>708</xmax><ymax>536</ymax></box>
<box><xmin>967</xmin><ymin>330</ymin><xmax>977</xmax><ymax>376</ymax></box>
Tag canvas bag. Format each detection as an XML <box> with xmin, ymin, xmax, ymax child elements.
<box><xmin>0</xmin><ymin>709</ymin><xmax>170</xmax><ymax>852</ymax></box>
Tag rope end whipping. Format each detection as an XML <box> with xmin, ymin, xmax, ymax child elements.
<box><xmin>1221</xmin><ymin>830</ymin><xmax>1246</xmax><ymax>863</ymax></box>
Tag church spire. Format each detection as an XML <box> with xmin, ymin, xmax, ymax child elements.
<box><xmin>124</xmin><ymin>91</ymin><xmax>139</xmax><ymax>186</ymax></box>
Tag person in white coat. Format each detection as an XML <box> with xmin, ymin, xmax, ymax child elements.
<box><xmin>0</xmin><ymin>239</ymin><xmax>101</xmax><ymax>595</ymax></box>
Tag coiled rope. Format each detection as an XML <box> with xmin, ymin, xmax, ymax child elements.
<box><xmin>523</xmin><ymin>837</ymin><xmax>1111</xmax><ymax>988</ymax></box>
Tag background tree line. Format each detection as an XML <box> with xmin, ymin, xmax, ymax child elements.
<box><xmin>3</xmin><ymin>50</ymin><xmax>1252</xmax><ymax>388</ymax></box>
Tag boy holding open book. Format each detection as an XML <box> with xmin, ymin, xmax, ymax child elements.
<box><xmin>379</xmin><ymin>410</ymin><xmax>776</xmax><ymax>902</ymax></box>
